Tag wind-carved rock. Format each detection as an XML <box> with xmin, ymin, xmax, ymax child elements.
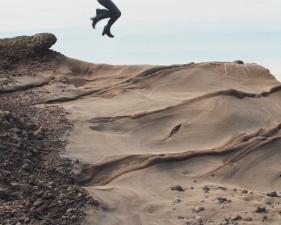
<box><xmin>0</xmin><ymin>33</ymin><xmax>57</xmax><ymax>65</ymax></box>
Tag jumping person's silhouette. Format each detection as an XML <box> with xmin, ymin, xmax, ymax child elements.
<box><xmin>91</xmin><ymin>0</ymin><xmax>121</xmax><ymax>38</ymax></box>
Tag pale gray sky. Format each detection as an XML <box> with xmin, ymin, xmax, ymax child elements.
<box><xmin>1</xmin><ymin>0</ymin><xmax>280</xmax><ymax>81</ymax></box>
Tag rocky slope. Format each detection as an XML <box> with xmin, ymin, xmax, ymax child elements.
<box><xmin>0</xmin><ymin>33</ymin><xmax>98</xmax><ymax>225</ymax></box>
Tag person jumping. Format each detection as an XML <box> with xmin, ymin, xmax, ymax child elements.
<box><xmin>90</xmin><ymin>0</ymin><xmax>121</xmax><ymax>38</ymax></box>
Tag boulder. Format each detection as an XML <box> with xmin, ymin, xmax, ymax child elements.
<box><xmin>0</xmin><ymin>33</ymin><xmax>57</xmax><ymax>62</ymax></box>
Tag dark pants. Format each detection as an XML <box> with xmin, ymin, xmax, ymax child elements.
<box><xmin>96</xmin><ymin>0</ymin><xmax>121</xmax><ymax>31</ymax></box>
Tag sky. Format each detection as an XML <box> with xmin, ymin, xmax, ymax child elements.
<box><xmin>1</xmin><ymin>0</ymin><xmax>281</xmax><ymax>81</ymax></box>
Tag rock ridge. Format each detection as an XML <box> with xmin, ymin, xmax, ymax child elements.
<box><xmin>0</xmin><ymin>33</ymin><xmax>56</xmax><ymax>59</ymax></box>
<box><xmin>0</xmin><ymin>33</ymin><xmax>60</xmax><ymax>68</ymax></box>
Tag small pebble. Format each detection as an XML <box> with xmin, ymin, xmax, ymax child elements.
<box><xmin>171</xmin><ymin>185</ymin><xmax>184</xmax><ymax>192</ymax></box>
<box><xmin>194</xmin><ymin>206</ymin><xmax>205</xmax><ymax>212</ymax></box>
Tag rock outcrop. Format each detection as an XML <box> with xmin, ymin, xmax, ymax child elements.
<box><xmin>0</xmin><ymin>33</ymin><xmax>60</xmax><ymax>70</ymax></box>
<box><xmin>1</xmin><ymin>32</ymin><xmax>281</xmax><ymax>225</ymax></box>
<box><xmin>0</xmin><ymin>33</ymin><xmax>56</xmax><ymax>60</ymax></box>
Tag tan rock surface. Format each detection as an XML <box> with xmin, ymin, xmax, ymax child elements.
<box><xmin>1</xmin><ymin>34</ymin><xmax>281</xmax><ymax>225</ymax></box>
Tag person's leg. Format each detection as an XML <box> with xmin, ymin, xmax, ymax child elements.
<box><xmin>91</xmin><ymin>8</ymin><xmax>107</xmax><ymax>29</ymax></box>
<box><xmin>97</xmin><ymin>0</ymin><xmax>121</xmax><ymax>30</ymax></box>
<box><xmin>96</xmin><ymin>8</ymin><xmax>108</xmax><ymax>17</ymax></box>
<box><xmin>106</xmin><ymin>8</ymin><xmax>121</xmax><ymax>30</ymax></box>
<box><xmin>90</xmin><ymin>1</ymin><xmax>112</xmax><ymax>30</ymax></box>
<box><xmin>95</xmin><ymin>8</ymin><xmax>110</xmax><ymax>21</ymax></box>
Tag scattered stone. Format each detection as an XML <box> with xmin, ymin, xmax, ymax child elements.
<box><xmin>40</xmin><ymin>220</ymin><xmax>48</xmax><ymax>225</ymax></box>
<box><xmin>70</xmin><ymin>215</ymin><xmax>77</xmax><ymax>220</ymax></box>
<box><xmin>21</xmin><ymin>163</ymin><xmax>30</xmax><ymax>170</ymax></box>
<box><xmin>194</xmin><ymin>206</ymin><xmax>205</xmax><ymax>213</ymax></box>
<box><xmin>186</xmin><ymin>222</ymin><xmax>195</xmax><ymax>225</ymax></box>
<box><xmin>267</xmin><ymin>191</ymin><xmax>278</xmax><ymax>197</ymax></box>
<box><xmin>171</xmin><ymin>185</ymin><xmax>184</xmax><ymax>192</ymax></box>
<box><xmin>66</xmin><ymin>208</ymin><xmax>74</xmax><ymax>213</ymax></box>
<box><xmin>231</xmin><ymin>215</ymin><xmax>242</xmax><ymax>220</ymax></box>
<box><xmin>221</xmin><ymin>219</ymin><xmax>229</xmax><ymax>225</ymax></box>
<box><xmin>265</xmin><ymin>201</ymin><xmax>271</xmax><ymax>205</ymax></box>
<box><xmin>217</xmin><ymin>197</ymin><xmax>228</xmax><ymax>203</ymax></box>
<box><xmin>195</xmin><ymin>216</ymin><xmax>202</xmax><ymax>222</ymax></box>
<box><xmin>243</xmin><ymin>217</ymin><xmax>253</xmax><ymax>221</ymax></box>
<box><xmin>233</xmin><ymin>60</ymin><xmax>244</xmax><ymax>64</ymax></box>
<box><xmin>34</xmin><ymin>191</ymin><xmax>44</xmax><ymax>197</ymax></box>
<box><xmin>33</xmin><ymin>199</ymin><xmax>43</xmax><ymax>207</ymax></box>
<box><xmin>173</xmin><ymin>198</ymin><xmax>181</xmax><ymax>203</ymax></box>
<box><xmin>256</xmin><ymin>207</ymin><xmax>266</xmax><ymax>213</ymax></box>
<box><xmin>202</xmin><ymin>185</ymin><xmax>210</xmax><ymax>192</ymax></box>
<box><xmin>0</xmin><ymin>102</ymin><xmax>99</xmax><ymax>225</ymax></box>
<box><xmin>218</xmin><ymin>186</ymin><xmax>227</xmax><ymax>191</ymax></box>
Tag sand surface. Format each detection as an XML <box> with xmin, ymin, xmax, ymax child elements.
<box><xmin>2</xmin><ymin>55</ymin><xmax>281</xmax><ymax>224</ymax></box>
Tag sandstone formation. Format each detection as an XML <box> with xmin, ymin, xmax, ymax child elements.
<box><xmin>1</xmin><ymin>33</ymin><xmax>281</xmax><ymax>225</ymax></box>
<box><xmin>0</xmin><ymin>33</ymin><xmax>56</xmax><ymax>60</ymax></box>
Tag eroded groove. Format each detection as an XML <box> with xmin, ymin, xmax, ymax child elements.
<box><xmin>33</xmin><ymin>68</ymin><xmax>279</xmax><ymax>105</ymax></box>
<box><xmin>35</xmin><ymin>64</ymin><xmax>195</xmax><ymax>104</ymax></box>
<box><xmin>86</xmin><ymin>88</ymin><xmax>258</xmax><ymax>126</ymax></box>
<box><xmin>74</xmin><ymin>123</ymin><xmax>281</xmax><ymax>186</ymax></box>
<box><xmin>0</xmin><ymin>76</ymin><xmax>53</xmax><ymax>93</ymax></box>
<box><xmin>89</xmin><ymin>116</ymin><xmax>128</xmax><ymax>131</ymax></box>
<box><xmin>134</xmin><ymin>63</ymin><xmax>193</xmax><ymax>78</ymax></box>
<box><xmin>260</xmin><ymin>85</ymin><xmax>281</xmax><ymax>96</ymax></box>
<box><xmin>163</xmin><ymin>124</ymin><xmax>182</xmax><ymax>141</ymax></box>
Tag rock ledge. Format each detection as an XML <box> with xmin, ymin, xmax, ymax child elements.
<box><xmin>0</xmin><ymin>33</ymin><xmax>57</xmax><ymax>63</ymax></box>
